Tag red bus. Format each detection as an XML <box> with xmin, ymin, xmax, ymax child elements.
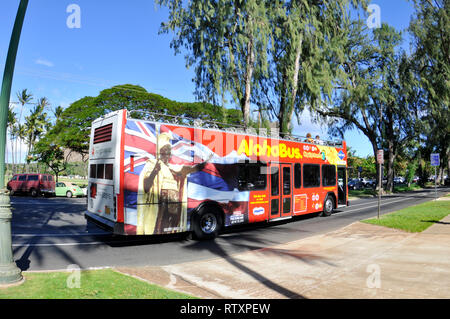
<box><xmin>85</xmin><ymin>109</ymin><xmax>348</xmax><ymax>239</ymax></box>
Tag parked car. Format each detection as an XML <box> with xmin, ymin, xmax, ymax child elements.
<box><xmin>55</xmin><ymin>182</ymin><xmax>85</xmax><ymax>198</ymax></box>
<box><xmin>394</xmin><ymin>177</ymin><xmax>405</xmax><ymax>184</ymax></box>
<box><xmin>348</xmin><ymin>178</ymin><xmax>364</xmax><ymax>190</ymax></box>
<box><xmin>359</xmin><ymin>178</ymin><xmax>374</xmax><ymax>188</ymax></box>
<box><xmin>7</xmin><ymin>173</ymin><xmax>55</xmax><ymax>197</ymax></box>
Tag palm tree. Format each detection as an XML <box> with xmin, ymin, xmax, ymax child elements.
<box><xmin>16</xmin><ymin>89</ymin><xmax>33</xmax><ymax>171</ymax></box>
<box><xmin>24</xmin><ymin>97</ymin><xmax>49</xmax><ymax>171</ymax></box>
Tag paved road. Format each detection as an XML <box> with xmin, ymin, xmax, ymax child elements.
<box><xmin>10</xmin><ymin>187</ymin><xmax>450</xmax><ymax>271</ymax></box>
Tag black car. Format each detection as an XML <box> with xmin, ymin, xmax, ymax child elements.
<box><xmin>348</xmin><ymin>179</ymin><xmax>364</xmax><ymax>190</ymax></box>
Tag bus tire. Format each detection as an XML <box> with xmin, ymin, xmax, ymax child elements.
<box><xmin>320</xmin><ymin>195</ymin><xmax>334</xmax><ymax>217</ymax></box>
<box><xmin>192</xmin><ymin>207</ymin><xmax>222</xmax><ymax>240</ymax></box>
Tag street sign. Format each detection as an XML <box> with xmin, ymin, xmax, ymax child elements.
<box><xmin>431</xmin><ymin>153</ymin><xmax>440</xmax><ymax>167</ymax></box>
<box><xmin>377</xmin><ymin>150</ymin><xmax>384</xmax><ymax>164</ymax></box>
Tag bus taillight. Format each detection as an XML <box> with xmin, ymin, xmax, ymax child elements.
<box><xmin>90</xmin><ymin>183</ymin><xmax>97</xmax><ymax>199</ymax></box>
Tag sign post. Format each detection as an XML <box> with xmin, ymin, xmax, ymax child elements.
<box><xmin>431</xmin><ymin>153</ymin><xmax>440</xmax><ymax>200</ymax></box>
<box><xmin>377</xmin><ymin>150</ymin><xmax>384</xmax><ymax>219</ymax></box>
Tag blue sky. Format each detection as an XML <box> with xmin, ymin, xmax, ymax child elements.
<box><xmin>0</xmin><ymin>0</ymin><xmax>416</xmax><ymax>162</ymax></box>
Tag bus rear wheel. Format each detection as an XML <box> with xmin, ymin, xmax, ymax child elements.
<box><xmin>192</xmin><ymin>207</ymin><xmax>222</xmax><ymax>240</ymax></box>
<box><xmin>320</xmin><ymin>195</ymin><xmax>334</xmax><ymax>217</ymax></box>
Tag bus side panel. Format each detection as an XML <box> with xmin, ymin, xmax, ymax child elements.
<box><xmin>120</xmin><ymin>119</ymin><xmax>158</xmax><ymax>235</ymax></box>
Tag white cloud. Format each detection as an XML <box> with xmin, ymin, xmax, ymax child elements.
<box><xmin>35</xmin><ymin>58</ymin><xmax>54</xmax><ymax>67</ymax></box>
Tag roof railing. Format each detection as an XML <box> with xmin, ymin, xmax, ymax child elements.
<box><xmin>127</xmin><ymin>109</ymin><xmax>343</xmax><ymax>147</ymax></box>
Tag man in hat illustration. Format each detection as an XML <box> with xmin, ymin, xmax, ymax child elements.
<box><xmin>136</xmin><ymin>131</ymin><xmax>207</xmax><ymax>235</ymax></box>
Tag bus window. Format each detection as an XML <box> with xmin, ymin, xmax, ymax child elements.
<box><xmin>271</xmin><ymin>166</ymin><xmax>279</xmax><ymax>196</ymax></box>
<box><xmin>96</xmin><ymin>164</ymin><xmax>104</xmax><ymax>179</ymax></box>
<box><xmin>237</xmin><ymin>163</ymin><xmax>267</xmax><ymax>191</ymax></box>
<box><xmin>322</xmin><ymin>165</ymin><xmax>337</xmax><ymax>186</ymax></box>
<box><xmin>90</xmin><ymin>164</ymin><xmax>96</xmax><ymax>178</ymax></box>
<box><xmin>283</xmin><ymin>166</ymin><xmax>291</xmax><ymax>195</ymax></box>
<box><xmin>303</xmin><ymin>164</ymin><xmax>320</xmax><ymax>187</ymax></box>
<box><xmin>294</xmin><ymin>163</ymin><xmax>301</xmax><ymax>188</ymax></box>
<box><xmin>105</xmin><ymin>164</ymin><xmax>113</xmax><ymax>180</ymax></box>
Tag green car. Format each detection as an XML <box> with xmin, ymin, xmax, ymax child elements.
<box><xmin>55</xmin><ymin>182</ymin><xmax>85</xmax><ymax>198</ymax></box>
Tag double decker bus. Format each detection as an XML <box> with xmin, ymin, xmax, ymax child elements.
<box><xmin>85</xmin><ymin>109</ymin><xmax>348</xmax><ymax>239</ymax></box>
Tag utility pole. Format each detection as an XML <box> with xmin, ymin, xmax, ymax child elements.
<box><xmin>0</xmin><ymin>0</ymin><xmax>29</xmax><ymax>286</ymax></box>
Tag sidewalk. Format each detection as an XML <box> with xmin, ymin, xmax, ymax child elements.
<box><xmin>116</xmin><ymin>200</ymin><xmax>450</xmax><ymax>299</ymax></box>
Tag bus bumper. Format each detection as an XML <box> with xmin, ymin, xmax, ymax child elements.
<box><xmin>84</xmin><ymin>211</ymin><xmax>125</xmax><ymax>235</ymax></box>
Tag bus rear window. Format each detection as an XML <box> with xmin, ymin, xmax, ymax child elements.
<box><xmin>105</xmin><ymin>164</ymin><xmax>113</xmax><ymax>180</ymax></box>
<box><xmin>96</xmin><ymin>164</ymin><xmax>105</xmax><ymax>179</ymax></box>
<box><xmin>90</xmin><ymin>164</ymin><xmax>113</xmax><ymax>180</ymax></box>
<box><xmin>90</xmin><ymin>164</ymin><xmax>96</xmax><ymax>178</ymax></box>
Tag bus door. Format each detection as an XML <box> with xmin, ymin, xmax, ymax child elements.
<box><xmin>281</xmin><ymin>164</ymin><xmax>292</xmax><ymax>217</ymax></box>
<box><xmin>269</xmin><ymin>163</ymin><xmax>281</xmax><ymax>220</ymax></box>
<box><xmin>269</xmin><ymin>163</ymin><xmax>292</xmax><ymax>219</ymax></box>
<box><xmin>337</xmin><ymin>166</ymin><xmax>347</xmax><ymax>206</ymax></box>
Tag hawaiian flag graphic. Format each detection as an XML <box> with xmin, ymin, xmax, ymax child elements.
<box><xmin>122</xmin><ymin>120</ymin><xmax>251</xmax><ymax>231</ymax></box>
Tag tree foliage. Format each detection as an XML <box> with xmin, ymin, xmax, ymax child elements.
<box><xmin>46</xmin><ymin>84</ymin><xmax>243</xmax><ymax>158</ymax></box>
<box><xmin>409</xmin><ymin>0</ymin><xmax>450</xmax><ymax>184</ymax></box>
<box><xmin>157</xmin><ymin>0</ymin><xmax>272</xmax><ymax>126</ymax></box>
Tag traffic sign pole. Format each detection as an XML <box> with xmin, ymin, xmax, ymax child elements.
<box><xmin>431</xmin><ymin>153</ymin><xmax>440</xmax><ymax>201</ymax></box>
<box><xmin>377</xmin><ymin>150</ymin><xmax>384</xmax><ymax>219</ymax></box>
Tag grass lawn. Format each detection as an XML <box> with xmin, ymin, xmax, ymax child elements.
<box><xmin>393</xmin><ymin>183</ymin><xmax>422</xmax><ymax>192</ymax></box>
<box><xmin>0</xmin><ymin>269</ymin><xmax>196</xmax><ymax>299</ymax></box>
<box><xmin>362</xmin><ymin>198</ymin><xmax>450</xmax><ymax>233</ymax></box>
<box><xmin>348</xmin><ymin>189</ymin><xmax>376</xmax><ymax>198</ymax></box>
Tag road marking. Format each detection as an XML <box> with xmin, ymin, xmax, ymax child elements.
<box><xmin>339</xmin><ymin>192</ymin><xmax>430</xmax><ymax>214</ymax></box>
<box><xmin>12</xmin><ymin>241</ymin><xmax>109</xmax><ymax>247</ymax></box>
<box><xmin>12</xmin><ymin>232</ymin><xmax>109</xmax><ymax>237</ymax></box>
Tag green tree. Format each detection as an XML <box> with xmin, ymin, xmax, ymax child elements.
<box><xmin>16</xmin><ymin>89</ymin><xmax>33</xmax><ymax>166</ymax></box>
<box><xmin>46</xmin><ymin>84</ymin><xmax>243</xmax><ymax>158</ymax></box>
<box><xmin>31</xmin><ymin>132</ymin><xmax>67</xmax><ymax>182</ymax></box>
<box><xmin>24</xmin><ymin>97</ymin><xmax>49</xmax><ymax>165</ymax></box>
<box><xmin>409</xmin><ymin>0</ymin><xmax>450</xmax><ymax>184</ymax></box>
<box><xmin>257</xmin><ymin>0</ymin><xmax>365</xmax><ymax>136</ymax></box>
<box><xmin>157</xmin><ymin>0</ymin><xmax>272</xmax><ymax>126</ymax></box>
<box><xmin>318</xmin><ymin>22</ymin><xmax>421</xmax><ymax>192</ymax></box>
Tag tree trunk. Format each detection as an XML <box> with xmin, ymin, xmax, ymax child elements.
<box><xmin>242</xmin><ymin>32</ymin><xmax>255</xmax><ymax>127</ymax></box>
<box><xmin>386</xmin><ymin>140</ymin><xmax>395</xmax><ymax>193</ymax></box>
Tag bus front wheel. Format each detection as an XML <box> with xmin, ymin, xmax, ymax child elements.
<box><xmin>192</xmin><ymin>207</ymin><xmax>222</xmax><ymax>240</ymax></box>
<box><xmin>320</xmin><ymin>196</ymin><xmax>334</xmax><ymax>217</ymax></box>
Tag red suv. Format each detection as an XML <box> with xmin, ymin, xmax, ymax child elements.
<box><xmin>7</xmin><ymin>173</ymin><xmax>56</xmax><ymax>197</ymax></box>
